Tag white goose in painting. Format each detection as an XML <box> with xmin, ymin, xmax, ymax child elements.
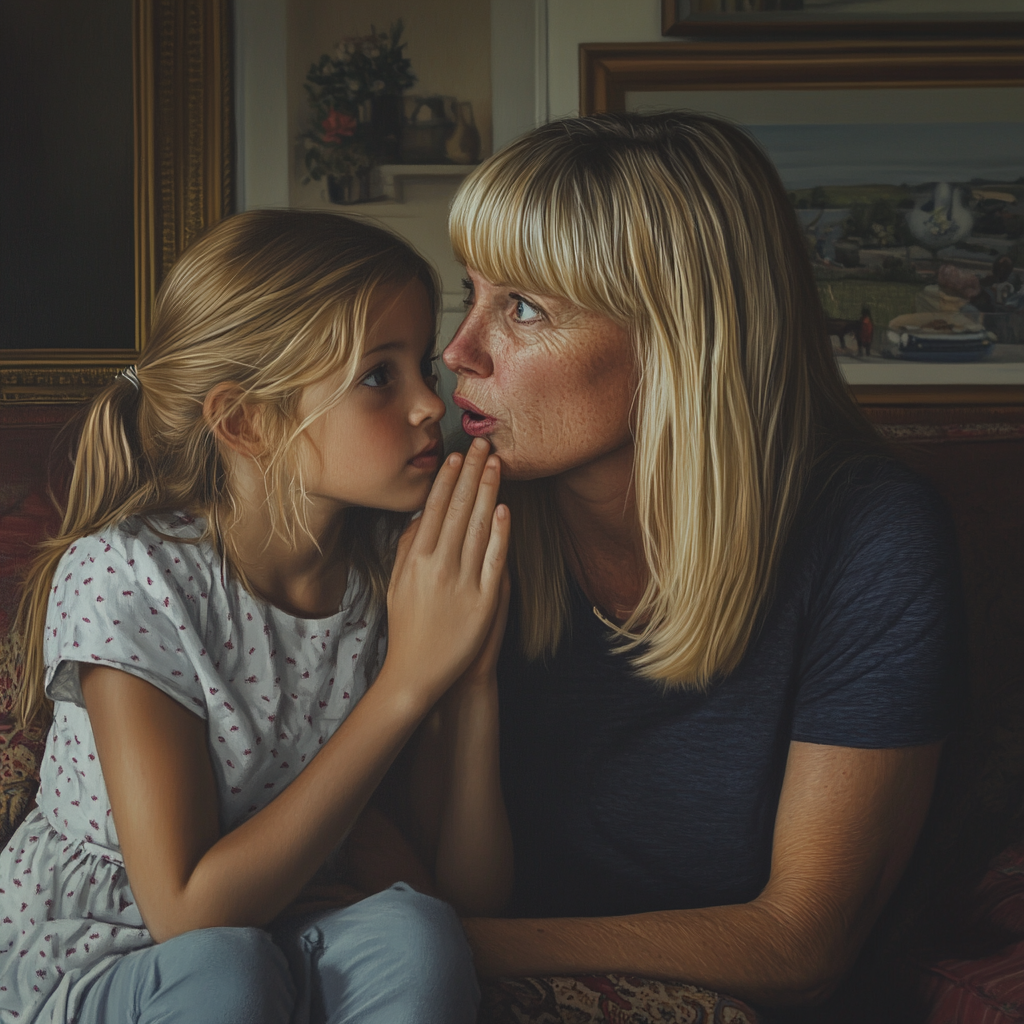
<box><xmin>905</xmin><ymin>182</ymin><xmax>975</xmax><ymax>254</ymax></box>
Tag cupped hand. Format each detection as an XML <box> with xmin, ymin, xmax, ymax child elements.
<box><xmin>383</xmin><ymin>438</ymin><xmax>510</xmax><ymax>709</ymax></box>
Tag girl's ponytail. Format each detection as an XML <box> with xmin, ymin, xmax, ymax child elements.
<box><xmin>12</xmin><ymin>209</ymin><xmax>439</xmax><ymax>730</ymax></box>
<box><xmin>14</xmin><ymin>372</ymin><xmax>155</xmax><ymax>728</ymax></box>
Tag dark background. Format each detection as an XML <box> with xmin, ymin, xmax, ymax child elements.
<box><xmin>1</xmin><ymin>0</ymin><xmax>134</xmax><ymax>351</ymax></box>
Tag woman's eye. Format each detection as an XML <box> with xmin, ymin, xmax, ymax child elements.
<box><xmin>462</xmin><ymin>277</ymin><xmax>474</xmax><ymax>309</ymax></box>
<box><xmin>361</xmin><ymin>365</ymin><xmax>391</xmax><ymax>388</ymax></box>
<box><xmin>513</xmin><ymin>297</ymin><xmax>541</xmax><ymax>322</ymax></box>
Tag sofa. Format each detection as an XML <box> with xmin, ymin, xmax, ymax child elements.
<box><xmin>2</xmin><ymin>400</ymin><xmax>1023</xmax><ymax>1023</ymax></box>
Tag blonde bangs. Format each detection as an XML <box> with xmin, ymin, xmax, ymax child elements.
<box><xmin>450</xmin><ymin>143</ymin><xmax>631</xmax><ymax>323</ymax></box>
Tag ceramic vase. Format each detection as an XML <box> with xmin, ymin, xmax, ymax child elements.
<box><xmin>445</xmin><ymin>101</ymin><xmax>480</xmax><ymax>165</ymax></box>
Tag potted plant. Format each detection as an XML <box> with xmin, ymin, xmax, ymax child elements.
<box><xmin>301</xmin><ymin>21</ymin><xmax>416</xmax><ymax>203</ymax></box>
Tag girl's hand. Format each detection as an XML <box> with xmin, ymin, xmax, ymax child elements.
<box><xmin>452</xmin><ymin>567</ymin><xmax>510</xmax><ymax>694</ymax></box>
<box><xmin>383</xmin><ymin>438</ymin><xmax>510</xmax><ymax>710</ymax></box>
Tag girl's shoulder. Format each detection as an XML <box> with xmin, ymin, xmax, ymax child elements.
<box><xmin>57</xmin><ymin>513</ymin><xmax>210</xmax><ymax>571</ymax></box>
<box><xmin>52</xmin><ymin>513</ymin><xmax>219</xmax><ymax>609</ymax></box>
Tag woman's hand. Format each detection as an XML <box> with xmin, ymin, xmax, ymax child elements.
<box><xmin>383</xmin><ymin>437</ymin><xmax>510</xmax><ymax>712</ymax></box>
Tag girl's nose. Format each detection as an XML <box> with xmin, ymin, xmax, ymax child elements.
<box><xmin>443</xmin><ymin>315</ymin><xmax>494</xmax><ymax>378</ymax></box>
<box><xmin>412</xmin><ymin>382</ymin><xmax>446</xmax><ymax>425</ymax></box>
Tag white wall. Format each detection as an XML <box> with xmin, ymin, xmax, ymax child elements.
<box><xmin>234</xmin><ymin>0</ymin><xmax>289</xmax><ymax>210</ymax></box>
<box><xmin>545</xmin><ymin>0</ymin><xmax>661</xmax><ymax>121</ymax></box>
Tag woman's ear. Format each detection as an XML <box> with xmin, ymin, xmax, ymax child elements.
<box><xmin>203</xmin><ymin>383</ymin><xmax>264</xmax><ymax>458</ymax></box>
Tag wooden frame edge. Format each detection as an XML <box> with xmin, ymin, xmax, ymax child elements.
<box><xmin>661</xmin><ymin>0</ymin><xmax>1024</xmax><ymax>40</ymax></box>
<box><xmin>0</xmin><ymin>0</ymin><xmax>234</xmax><ymax>405</ymax></box>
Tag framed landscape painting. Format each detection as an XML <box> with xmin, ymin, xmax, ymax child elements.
<box><xmin>662</xmin><ymin>0</ymin><xmax>1024</xmax><ymax>39</ymax></box>
<box><xmin>581</xmin><ymin>39</ymin><xmax>1024</xmax><ymax>403</ymax></box>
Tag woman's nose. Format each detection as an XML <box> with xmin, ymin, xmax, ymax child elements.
<box><xmin>443</xmin><ymin>314</ymin><xmax>494</xmax><ymax>378</ymax></box>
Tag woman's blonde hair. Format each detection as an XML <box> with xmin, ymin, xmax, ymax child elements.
<box><xmin>15</xmin><ymin>209</ymin><xmax>439</xmax><ymax>726</ymax></box>
<box><xmin>450</xmin><ymin>111</ymin><xmax>877</xmax><ymax>687</ymax></box>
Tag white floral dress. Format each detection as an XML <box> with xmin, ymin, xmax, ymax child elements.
<box><xmin>0</xmin><ymin>515</ymin><xmax>385</xmax><ymax>1023</ymax></box>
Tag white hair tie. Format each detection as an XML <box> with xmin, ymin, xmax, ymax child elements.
<box><xmin>117</xmin><ymin>365</ymin><xmax>141</xmax><ymax>392</ymax></box>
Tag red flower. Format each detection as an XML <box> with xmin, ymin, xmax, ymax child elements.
<box><xmin>322</xmin><ymin>109</ymin><xmax>357</xmax><ymax>142</ymax></box>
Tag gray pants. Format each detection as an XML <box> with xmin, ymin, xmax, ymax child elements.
<box><xmin>73</xmin><ymin>884</ymin><xmax>480</xmax><ymax>1024</ymax></box>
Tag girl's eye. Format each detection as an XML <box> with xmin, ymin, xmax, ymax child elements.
<box><xmin>513</xmin><ymin>297</ymin><xmax>542</xmax><ymax>323</ymax></box>
<box><xmin>421</xmin><ymin>354</ymin><xmax>439</xmax><ymax>391</ymax></box>
<box><xmin>361</xmin><ymin>365</ymin><xmax>391</xmax><ymax>388</ymax></box>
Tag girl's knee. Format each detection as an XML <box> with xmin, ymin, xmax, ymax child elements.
<box><xmin>149</xmin><ymin>927</ymin><xmax>294</xmax><ymax>1021</ymax></box>
<box><xmin>368</xmin><ymin>883</ymin><xmax>473</xmax><ymax>969</ymax></box>
<box><xmin>309</xmin><ymin>884</ymin><xmax>479</xmax><ymax>1023</ymax></box>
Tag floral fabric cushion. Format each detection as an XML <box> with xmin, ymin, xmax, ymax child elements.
<box><xmin>479</xmin><ymin>974</ymin><xmax>761</xmax><ymax>1024</ymax></box>
<box><xmin>0</xmin><ymin>632</ymin><xmax>46</xmax><ymax>848</ymax></box>
<box><xmin>920</xmin><ymin>844</ymin><xmax>1024</xmax><ymax>1024</ymax></box>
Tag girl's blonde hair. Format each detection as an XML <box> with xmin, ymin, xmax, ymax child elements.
<box><xmin>450</xmin><ymin>111</ymin><xmax>877</xmax><ymax>687</ymax></box>
<box><xmin>16</xmin><ymin>209</ymin><xmax>439</xmax><ymax>726</ymax></box>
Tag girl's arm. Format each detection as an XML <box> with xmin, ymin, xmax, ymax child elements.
<box><xmin>460</xmin><ymin>739</ymin><xmax>942</xmax><ymax>1008</ymax></box>
<box><xmin>80</xmin><ymin>442</ymin><xmax>509</xmax><ymax>943</ymax></box>
<box><xmin>427</xmin><ymin>574</ymin><xmax>513</xmax><ymax>916</ymax></box>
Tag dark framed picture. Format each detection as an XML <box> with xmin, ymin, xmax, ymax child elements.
<box><xmin>581</xmin><ymin>39</ymin><xmax>1024</xmax><ymax>404</ymax></box>
<box><xmin>0</xmin><ymin>0</ymin><xmax>234</xmax><ymax>404</ymax></box>
<box><xmin>662</xmin><ymin>0</ymin><xmax>1024</xmax><ymax>39</ymax></box>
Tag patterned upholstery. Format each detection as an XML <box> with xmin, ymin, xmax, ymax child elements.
<box><xmin>920</xmin><ymin>845</ymin><xmax>1024</xmax><ymax>1023</ymax></box>
<box><xmin>479</xmin><ymin>975</ymin><xmax>761</xmax><ymax>1024</ymax></box>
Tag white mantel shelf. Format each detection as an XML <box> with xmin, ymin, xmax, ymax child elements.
<box><xmin>377</xmin><ymin>164</ymin><xmax>476</xmax><ymax>202</ymax></box>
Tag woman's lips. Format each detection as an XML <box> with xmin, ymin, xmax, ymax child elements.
<box><xmin>452</xmin><ymin>395</ymin><xmax>497</xmax><ymax>437</ymax></box>
<box><xmin>408</xmin><ymin>441</ymin><xmax>441</xmax><ymax>470</ymax></box>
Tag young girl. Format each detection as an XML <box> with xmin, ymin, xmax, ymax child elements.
<box><xmin>0</xmin><ymin>210</ymin><xmax>512</xmax><ymax>1024</ymax></box>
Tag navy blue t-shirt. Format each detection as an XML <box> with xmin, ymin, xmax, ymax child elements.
<box><xmin>497</xmin><ymin>458</ymin><xmax>965</xmax><ymax>918</ymax></box>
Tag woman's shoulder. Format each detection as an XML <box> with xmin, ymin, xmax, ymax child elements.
<box><xmin>801</xmin><ymin>455</ymin><xmax>953</xmax><ymax>556</ymax></box>
<box><xmin>790</xmin><ymin>456</ymin><xmax>958</xmax><ymax>614</ymax></box>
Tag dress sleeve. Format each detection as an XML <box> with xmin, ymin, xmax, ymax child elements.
<box><xmin>791</xmin><ymin>466</ymin><xmax>967</xmax><ymax>748</ymax></box>
<box><xmin>43</xmin><ymin>530</ymin><xmax>208</xmax><ymax>718</ymax></box>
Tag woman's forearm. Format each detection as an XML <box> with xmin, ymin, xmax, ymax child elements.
<box><xmin>434</xmin><ymin>676</ymin><xmax>514</xmax><ymax>915</ymax></box>
<box><xmin>463</xmin><ymin>894</ymin><xmax>851</xmax><ymax>1008</ymax></box>
<box><xmin>462</xmin><ymin>742</ymin><xmax>943</xmax><ymax>1008</ymax></box>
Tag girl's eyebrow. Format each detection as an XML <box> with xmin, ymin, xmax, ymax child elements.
<box><xmin>360</xmin><ymin>340</ymin><xmax>404</xmax><ymax>358</ymax></box>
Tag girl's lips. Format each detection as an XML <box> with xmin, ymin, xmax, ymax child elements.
<box><xmin>408</xmin><ymin>442</ymin><xmax>441</xmax><ymax>470</ymax></box>
<box><xmin>453</xmin><ymin>395</ymin><xmax>497</xmax><ymax>437</ymax></box>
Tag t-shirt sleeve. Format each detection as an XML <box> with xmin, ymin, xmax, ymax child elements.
<box><xmin>791</xmin><ymin>466</ymin><xmax>966</xmax><ymax>748</ymax></box>
<box><xmin>43</xmin><ymin>531</ymin><xmax>207</xmax><ymax>718</ymax></box>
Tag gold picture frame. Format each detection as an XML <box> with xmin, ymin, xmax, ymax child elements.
<box><xmin>0</xmin><ymin>0</ymin><xmax>234</xmax><ymax>404</ymax></box>
<box><xmin>580</xmin><ymin>38</ymin><xmax>1024</xmax><ymax>405</ymax></box>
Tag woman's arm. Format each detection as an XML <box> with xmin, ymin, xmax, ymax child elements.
<box><xmin>81</xmin><ymin>444</ymin><xmax>509</xmax><ymax>943</ymax></box>
<box><xmin>461</xmin><ymin>739</ymin><xmax>942</xmax><ymax>1007</ymax></box>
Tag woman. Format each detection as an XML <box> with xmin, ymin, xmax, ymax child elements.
<box><xmin>441</xmin><ymin>113</ymin><xmax>964</xmax><ymax>1010</ymax></box>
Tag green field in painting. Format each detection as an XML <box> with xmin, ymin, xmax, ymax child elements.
<box><xmin>816</xmin><ymin>279</ymin><xmax>923</xmax><ymax>330</ymax></box>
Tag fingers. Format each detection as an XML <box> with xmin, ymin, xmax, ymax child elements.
<box><xmin>459</xmin><ymin>453</ymin><xmax>502</xmax><ymax>572</ymax></box>
<box><xmin>414</xmin><ymin>450</ymin><xmax>467</xmax><ymax>553</ymax></box>
<box><xmin>435</xmin><ymin>438</ymin><xmax>494</xmax><ymax>562</ymax></box>
<box><xmin>479</xmin><ymin>504</ymin><xmax>511</xmax><ymax>603</ymax></box>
